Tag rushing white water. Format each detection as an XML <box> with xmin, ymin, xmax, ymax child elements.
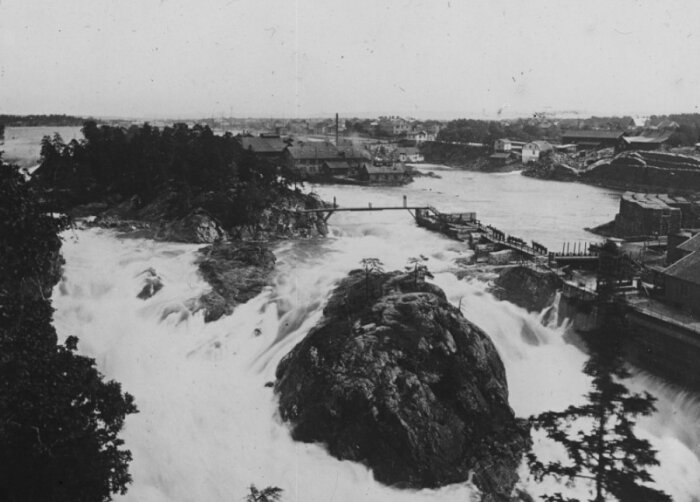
<box><xmin>52</xmin><ymin>168</ymin><xmax>700</xmax><ymax>501</ymax></box>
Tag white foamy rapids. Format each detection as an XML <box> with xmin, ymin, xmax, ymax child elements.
<box><xmin>53</xmin><ymin>229</ymin><xmax>480</xmax><ymax>502</ymax></box>
<box><xmin>53</xmin><ymin>189</ymin><xmax>700</xmax><ymax>501</ymax></box>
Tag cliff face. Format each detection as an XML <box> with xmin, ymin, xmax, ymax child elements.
<box><xmin>275</xmin><ymin>270</ymin><xmax>530</xmax><ymax>501</ymax></box>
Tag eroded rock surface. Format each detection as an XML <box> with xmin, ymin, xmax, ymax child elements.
<box><xmin>275</xmin><ymin>270</ymin><xmax>530</xmax><ymax>501</ymax></box>
<box><xmin>491</xmin><ymin>266</ymin><xmax>562</xmax><ymax>312</ymax></box>
<box><xmin>194</xmin><ymin>242</ymin><xmax>276</xmax><ymax>322</ymax></box>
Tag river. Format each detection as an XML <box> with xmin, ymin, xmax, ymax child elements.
<box><xmin>52</xmin><ymin>165</ymin><xmax>700</xmax><ymax>501</ymax></box>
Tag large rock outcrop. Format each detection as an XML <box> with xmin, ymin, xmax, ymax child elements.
<box><xmin>275</xmin><ymin>271</ymin><xmax>530</xmax><ymax>501</ymax></box>
<box><xmin>194</xmin><ymin>242</ymin><xmax>276</xmax><ymax>322</ymax></box>
<box><xmin>491</xmin><ymin>266</ymin><xmax>562</xmax><ymax>312</ymax></box>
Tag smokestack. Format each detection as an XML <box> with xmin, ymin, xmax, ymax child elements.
<box><xmin>335</xmin><ymin>113</ymin><xmax>339</xmax><ymax>146</ymax></box>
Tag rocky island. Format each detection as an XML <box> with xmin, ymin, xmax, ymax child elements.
<box><xmin>275</xmin><ymin>269</ymin><xmax>530</xmax><ymax>501</ymax></box>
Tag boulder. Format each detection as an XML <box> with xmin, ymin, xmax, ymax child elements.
<box><xmin>136</xmin><ymin>268</ymin><xmax>164</xmax><ymax>300</ymax></box>
<box><xmin>491</xmin><ymin>266</ymin><xmax>562</xmax><ymax>312</ymax></box>
<box><xmin>194</xmin><ymin>242</ymin><xmax>276</xmax><ymax>322</ymax></box>
<box><xmin>275</xmin><ymin>270</ymin><xmax>530</xmax><ymax>500</ymax></box>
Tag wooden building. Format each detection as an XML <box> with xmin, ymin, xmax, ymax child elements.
<box><xmin>493</xmin><ymin>138</ymin><xmax>525</xmax><ymax>153</ymax></box>
<box><xmin>617</xmin><ymin>133</ymin><xmax>672</xmax><ymax>152</ymax></box>
<box><xmin>359</xmin><ymin>163</ymin><xmax>408</xmax><ymax>184</ymax></box>
<box><xmin>238</xmin><ymin>136</ymin><xmax>288</xmax><ymax>163</ymax></box>
<box><xmin>521</xmin><ymin>140</ymin><xmax>553</xmax><ymax>164</ymax></box>
<box><xmin>613</xmin><ymin>192</ymin><xmax>688</xmax><ymax>238</ymax></box>
<box><xmin>561</xmin><ymin>130</ymin><xmax>624</xmax><ymax>149</ymax></box>
<box><xmin>284</xmin><ymin>143</ymin><xmax>368</xmax><ymax>179</ymax></box>
<box><xmin>661</xmin><ymin>250</ymin><xmax>700</xmax><ymax>315</ymax></box>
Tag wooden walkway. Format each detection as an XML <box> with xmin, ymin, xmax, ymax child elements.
<box><xmin>295</xmin><ymin>196</ymin><xmax>601</xmax><ymax>264</ymax></box>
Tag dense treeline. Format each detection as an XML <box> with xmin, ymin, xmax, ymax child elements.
<box><xmin>0</xmin><ymin>156</ymin><xmax>137</xmax><ymax>501</ymax></box>
<box><xmin>437</xmin><ymin>118</ymin><xmax>561</xmax><ymax>145</ymax></box>
<box><xmin>0</xmin><ymin>114</ymin><xmax>91</xmax><ymax>127</ymax></box>
<box><xmin>663</xmin><ymin>114</ymin><xmax>700</xmax><ymax>146</ymax></box>
<box><xmin>437</xmin><ymin>114</ymin><xmax>700</xmax><ymax>147</ymax></box>
<box><xmin>36</xmin><ymin>121</ymin><xmax>292</xmax><ymax>226</ymax></box>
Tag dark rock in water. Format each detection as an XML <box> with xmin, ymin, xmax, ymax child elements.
<box><xmin>275</xmin><ymin>270</ymin><xmax>530</xmax><ymax>500</ymax></box>
<box><xmin>491</xmin><ymin>266</ymin><xmax>562</xmax><ymax>313</ymax></box>
<box><xmin>137</xmin><ymin>267</ymin><xmax>164</xmax><ymax>300</ymax></box>
<box><xmin>159</xmin><ymin>210</ymin><xmax>227</xmax><ymax>243</ymax></box>
<box><xmin>194</xmin><ymin>242</ymin><xmax>276</xmax><ymax>322</ymax></box>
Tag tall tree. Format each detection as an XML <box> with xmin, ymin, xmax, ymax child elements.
<box><xmin>0</xmin><ymin>158</ymin><xmax>138</xmax><ymax>502</ymax></box>
<box><xmin>526</xmin><ymin>243</ymin><xmax>670</xmax><ymax>502</ymax></box>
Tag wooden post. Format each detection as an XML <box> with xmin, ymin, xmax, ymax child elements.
<box><xmin>403</xmin><ymin>195</ymin><xmax>407</xmax><ymax>208</ymax></box>
<box><xmin>333</xmin><ymin>196</ymin><xmax>337</xmax><ymax>208</ymax></box>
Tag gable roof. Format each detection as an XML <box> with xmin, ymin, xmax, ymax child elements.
<box><xmin>677</xmin><ymin>232</ymin><xmax>700</xmax><ymax>253</ymax></box>
<box><xmin>663</xmin><ymin>250</ymin><xmax>700</xmax><ymax>285</ymax></box>
<box><xmin>287</xmin><ymin>143</ymin><xmax>340</xmax><ymax>160</ymax></box>
<box><xmin>239</xmin><ymin>136</ymin><xmax>287</xmax><ymax>153</ymax></box>
<box><xmin>322</xmin><ymin>160</ymin><xmax>353</xmax><ymax>171</ymax></box>
<box><xmin>561</xmin><ymin>130</ymin><xmax>624</xmax><ymax>141</ymax></box>
<box><xmin>526</xmin><ymin>140</ymin><xmax>553</xmax><ymax>150</ymax></box>
<box><xmin>621</xmin><ymin>132</ymin><xmax>673</xmax><ymax>145</ymax></box>
<box><xmin>288</xmin><ymin>143</ymin><xmax>369</xmax><ymax>161</ymax></box>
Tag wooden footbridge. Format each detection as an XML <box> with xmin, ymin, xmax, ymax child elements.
<box><xmin>295</xmin><ymin>196</ymin><xmax>601</xmax><ymax>265</ymax></box>
<box><xmin>296</xmin><ymin>196</ymin><xmax>430</xmax><ymax>222</ymax></box>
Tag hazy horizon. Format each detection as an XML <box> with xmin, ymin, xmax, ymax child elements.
<box><xmin>2</xmin><ymin>0</ymin><xmax>699</xmax><ymax>120</ymax></box>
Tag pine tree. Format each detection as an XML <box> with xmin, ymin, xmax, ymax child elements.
<box><xmin>527</xmin><ymin>242</ymin><xmax>671</xmax><ymax>502</ymax></box>
<box><xmin>245</xmin><ymin>485</ymin><xmax>283</xmax><ymax>502</ymax></box>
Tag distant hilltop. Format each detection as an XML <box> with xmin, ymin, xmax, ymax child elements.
<box><xmin>0</xmin><ymin>114</ymin><xmax>93</xmax><ymax>127</ymax></box>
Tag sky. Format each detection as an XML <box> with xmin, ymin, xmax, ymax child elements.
<box><xmin>1</xmin><ymin>0</ymin><xmax>700</xmax><ymax>120</ymax></box>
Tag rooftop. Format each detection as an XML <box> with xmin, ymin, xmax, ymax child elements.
<box><xmin>238</xmin><ymin>136</ymin><xmax>287</xmax><ymax>153</ymax></box>
<box><xmin>527</xmin><ymin>140</ymin><xmax>553</xmax><ymax>150</ymax></box>
<box><xmin>364</xmin><ymin>164</ymin><xmax>406</xmax><ymax>175</ymax></box>
<box><xmin>677</xmin><ymin>232</ymin><xmax>700</xmax><ymax>253</ymax></box>
<box><xmin>561</xmin><ymin>130</ymin><xmax>625</xmax><ymax>140</ymax></box>
<box><xmin>622</xmin><ymin>132</ymin><xmax>673</xmax><ymax>145</ymax></box>
<box><xmin>322</xmin><ymin>160</ymin><xmax>353</xmax><ymax>171</ymax></box>
<box><xmin>662</xmin><ymin>249</ymin><xmax>700</xmax><ymax>285</ymax></box>
<box><xmin>621</xmin><ymin>192</ymin><xmax>687</xmax><ymax>211</ymax></box>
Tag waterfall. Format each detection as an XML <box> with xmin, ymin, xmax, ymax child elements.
<box><xmin>51</xmin><ymin>170</ymin><xmax>700</xmax><ymax>501</ymax></box>
<box><xmin>52</xmin><ymin>227</ymin><xmax>700</xmax><ymax>502</ymax></box>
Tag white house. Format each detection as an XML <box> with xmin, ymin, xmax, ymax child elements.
<box><xmin>494</xmin><ymin>138</ymin><xmax>526</xmax><ymax>153</ymax></box>
<box><xmin>521</xmin><ymin>140</ymin><xmax>553</xmax><ymax>164</ymax></box>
